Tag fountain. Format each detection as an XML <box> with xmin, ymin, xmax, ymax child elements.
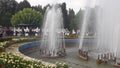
<box><xmin>78</xmin><ymin>1</ymin><xmax>95</xmax><ymax>60</ymax></box>
<box><xmin>40</xmin><ymin>4</ymin><xmax>66</xmax><ymax>57</ymax></box>
<box><xmin>94</xmin><ymin>0</ymin><xmax>120</xmax><ymax>66</ymax></box>
<box><xmin>17</xmin><ymin>1</ymin><xmax>119</xmax><ymax>68</ymax></box>
<box><xmin>78</xmin><ymin>0</ymin><xmax>120</xmax><ymax>64</ymax></box>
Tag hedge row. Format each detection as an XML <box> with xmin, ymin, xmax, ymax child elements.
<box><xmin>0</xmin><ymin>37</ymin><xmax>12</xmax><ymax>42</ymax></box>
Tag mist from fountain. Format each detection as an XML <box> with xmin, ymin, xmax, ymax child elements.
<box><xmin>78</xmin><ymin>0</ymin><xmax>120</xmax><ymax>62</ymax></box>
<box><xmin>40</xmin><ymin>4</ymin><xmax>65</xmax><ymax>57</ymax></box>
<box><xmin>96</xmin><ymin>0</ymin><xmax>120</xmax><ymax>62</ymax></box>
<box><xmin>79</xmin><ymin>1</ymin><xmax>95</xmax><ymax>51</ymax></box>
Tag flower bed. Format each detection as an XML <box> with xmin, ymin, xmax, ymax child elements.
<box><xmin>0</xmin><ymin>52</ymin><xmax>68</xmax><ymax>68</ymax></box>
<box><xmin>0</xmin><ymin>42</ymin><xmax>8</xmax><ymax>53</ymax></box>
<box><xmin>0</xmin><ymin>37</ymin><xmax>36</xmax><ymax>54</ymax></box>
<box><xmin>0</xmin><ymin>37</ymin><xmax>69</xmax><ymax>68</ymax></box>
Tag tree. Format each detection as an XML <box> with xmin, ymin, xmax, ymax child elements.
<box><xmin>11</xmin><ymin>8</ymin><xmax>43</xmax><ymax>27</ymax></box>
<box><xmin>42</xmin><ymin>4</ymin><xmax>50</xmax><ymax>15</ymax></box>
<box><xmin>16</xmin><ymin>0</ymin><xmax>31</xmax><ymax>12</ymax></box>
<box><xmin>0</xmin><ymin>0</ymin><xmax>18</xmax><ymax>14</ymax></box>
<box><xmin>74</xmin><ymin>9</ymin><xmax>84</xmax><ymax>30</ymax></box>
<box><xmin>0</xmin><ymin>0</ymin><xmax>18</xmax><ymax>26</ymax></box>
<box><xmin>61</xmin><ymin>2</ymin><xmax>68</xmax><ymax>29</ymax></box>
<box><xmin>68</xmin><ymin>8</ymin><xmax>75</xmax><ymax>30</ymax></box>
<box><xmin>32</xmin><ymin>5</ymin><xmax>43</xmax><ymax>15</ymax></box>
<box><xmin>0</xmin><ymin>13</ymin><xmax>12</xmax><ymax>26</ymax></box>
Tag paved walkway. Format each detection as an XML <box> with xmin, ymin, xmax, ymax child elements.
<box><xmin>6</xmin><ymin>42</ymin><xmax>56</xmax><ymax>67</ymax></box>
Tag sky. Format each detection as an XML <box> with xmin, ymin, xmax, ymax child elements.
<box><xmin>16</xmin><ymin>0</ymin><xmax>96</xmax><ymax>13</ymax></box>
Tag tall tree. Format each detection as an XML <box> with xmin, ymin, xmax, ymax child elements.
<box><xmin>0</xmin><ymin>0</ymin><xmax>18</xmax><ymax>26</ymax></box>
<box><xmin>0</xmin><ymin>0</ymin><xmax>18</xmax><ymax>14</ymax></box>
<box><xmin>42</xmin><ymin>4</ymin><xmax>50</xmax><ymax>15</ymax></box>
<box><xmin>61</xmin><ymin>2</ymin><xmax>68</xmax><ymax>29</ymax></box>
<box><xmin>0</xmin><ymin>13</ymin><xmax>12</xmax><ymax>27</ymax></box>
<box><xmin>16</xmin><ymin>0</ymin><xmax>31</xmax><ymax>12</ymax></box>
<box><xmin>74</xmin><ymin>9</ymin><xmax>84</xmax><ymax>30</ymax></box>
<box><xmin>32</xmin><ymin>5</ymin><xmax>43</xmax><ymax>15</ymax></box>
<box><xmin>68</xmin><ymin>8</ymin><xmax>75</xmax><ymax>30</ymax></box>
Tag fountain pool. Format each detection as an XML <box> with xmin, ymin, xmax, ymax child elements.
<box><xmin>19</xmin><ymin>39</ymin><xmax>114</xmax><ymax>68</ymax></box>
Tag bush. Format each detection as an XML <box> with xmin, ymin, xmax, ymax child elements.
<box><xmin>0</xmin><ymin>42</ymin><xmax>9</xmax><ymax>51</ymax></box>
<box><xmin>0</xmin><ymin>37</ymin><xmax>69</xmax><ymax>68</ymax></box>
<box><xmin>56</xmin><ymin>62</ymin><xmax>69</xmax><ymax>68</ymax></box>
<box><xmin>0</xmin><ymin>37</ymin><xmax>12</xmax><ymax>42</ymax></box>
<box><xmin>0</xmin><ymin>52</ymin><xmax>68</xmax><ymax>68</ymax></box>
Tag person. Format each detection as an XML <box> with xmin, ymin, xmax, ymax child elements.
<box><xmin>15</xmin><ymin>31</ymin><xmax>18</xmax><ymax>36</ymax></box>
<box><xmin>2</xmin><ymin>27</ymin><xmax>7</xmax><ymax>36</ymax></box>
<box><xmin>0</xmin><ymin>26</ymin><xmax>3</xmax><ymax>37</ymax></box>
<box><xmin>0</xmin><ymin>32</ymin><xmax>2</xmax><ymax>37</ymax></box>
<box><xmin>6</xmin><ymin>27</ymin><xmax>13</xmax><ymax>36</ymax></box>
<box><xmin>22</xmin><ymin>27</ymin><xmax>25</xmax><ymax>36</ymax></box>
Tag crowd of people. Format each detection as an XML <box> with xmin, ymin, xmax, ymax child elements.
<box><xmin>0</xmin><ymin>26</ymin><xmax>13</xmax><ymax>37</ymax></box>
<box><xmin>0</xmin><ymin>26</ymin><xmax>41</xmax><ymax>37</ymax></box>
<box><xmin>14</xmin><ymin>27</ymin><xmax>40</xmax><ymax>36</ymax></box>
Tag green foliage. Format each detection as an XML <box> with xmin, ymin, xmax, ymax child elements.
<box><xmin>32</xmin><ymin>5</ymin><xmax>43</xmax><ymax>15</ymax></box>
<box><xmin>0</xmin><ymin>36</ymin><xmax>69</xmax><ymax>68</ymax></box>
<box><xmin>73</xmin><ymin>9</ymin><xmax>84</xmax><ymax>30</ymax></box>
<box><xmin>0</xmin><ymin>0</ymin><xmax>18</xmax><ymax>14</ymax></box>
<box><xmin>56</xmin><ymin>62</ymin><xmax>69</xmax><ymax>68</ymax></box>
<box><xmin>0</xmin><ymin>12</ymin><xmax>12</xmax><ymax>26</ymax></box>
<box><xmin>42</xmin><ymin>4</ymin><xmax>50</xmax><ymax>15</ymax></box>
<box><xmin>0</xmin><ymin>37</ymin><xmax>36</xmax><ymax>51</ymax></box>
<box><xmin>0</xmin><ymin>0</ymin><xmax>18</xmax><ymax>26</ymax></box>
<box><xmin>0</xmin><ymin>0</ymin><xmax>83</xmax><ymax>30</ymax></box>
<box><xmin>0</xmin><ymin>37</ymin><xmax>12</xmax><ymax>42</ymax></box>
<box><xmin>68</xmin><ymin>8</ymin><xmax>75</xmax><ymax>30</ymax></box>
<box><xmin>0</xmin><ymin>42</ymin><xmax>9</xmax><ymax>51</ymax></box>
<box><xmin>0</xmin><ymin>52</ymin><xmax>55</xmax><ymax>68</ymax></box>
<box><xmin>16</xmin><ymin>0</ymin><xmax>31</xmax><ymax>12</ymax></box>
<box><xmin>61</xmin><ymin>2</ymin><xmax>68</xmax><ymax>28</ymax></box>
<box><xmin>11</xmin><ymin>8</ymin><xmax>43</xmax><ymax>27</ymax></box>
<box><xmin>0</xmin><ymin>52</ymin><xmax>69</xmax><ymax>68</ymax></box>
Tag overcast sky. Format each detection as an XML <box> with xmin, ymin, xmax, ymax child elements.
<box><xmin>16</xmin><ymin>0</ymin><xmax>96</xmax><ymax>13</ymax></box>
